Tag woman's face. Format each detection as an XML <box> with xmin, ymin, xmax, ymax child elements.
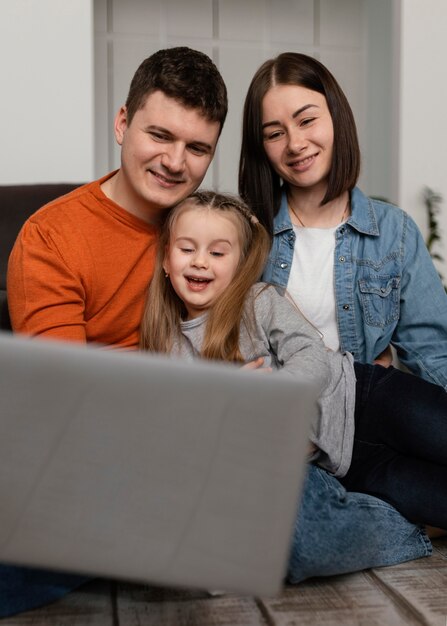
<box><xmin>261</xmin><ymin>84</ymin><xmax>334</xmax><ymax>195</ymax></box>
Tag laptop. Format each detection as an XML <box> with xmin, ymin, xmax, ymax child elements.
<box><xmin>0</xmin><ymin>332</ymin><xmax>317</xmax><ymax>596</ymax></box>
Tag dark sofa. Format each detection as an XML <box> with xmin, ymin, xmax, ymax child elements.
<box><xmin>0</xmin><ymin>183</ymin><xmax>81</xmax><ymax>331</ymax></box>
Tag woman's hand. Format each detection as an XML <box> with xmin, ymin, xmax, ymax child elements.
<box><xmin>373</xmin><ymin>345</ymin><xmax>393</xmax><ymax>368</ymax></box>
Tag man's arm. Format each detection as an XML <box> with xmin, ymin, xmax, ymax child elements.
<box><xmin>7</xmin><ymin>220</ymin><xmax>87</xmax><ymax>342</ymax></box>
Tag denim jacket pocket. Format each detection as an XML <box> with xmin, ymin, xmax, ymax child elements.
<box><xmin>359</xmin><ymin>276</ymin><xmax>401</xmax><ymax>327</ymax></box>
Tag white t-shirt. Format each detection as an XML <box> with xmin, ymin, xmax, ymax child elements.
<box><xmin>287</xmin><ymin>225</ymin><xmax>340</xmax><ymax>352</ymax></box>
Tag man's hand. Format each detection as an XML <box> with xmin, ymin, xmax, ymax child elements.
<box><xmin>241</xmin><ymin>357</ymin><xmax>272</xmax><ymax>374</ymax></box>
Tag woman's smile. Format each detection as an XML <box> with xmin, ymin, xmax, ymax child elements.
<box><xmin>288</xmin><ymin>152</ymin><xmax>319</xmax><ymax>171</ymax></box>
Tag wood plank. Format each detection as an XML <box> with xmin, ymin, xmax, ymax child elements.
<box><xmin>372</xmin><ymin>564</ymin><xmax>447</xmax><ymax>626</ymax></box>
<box><xmin>115</xmin><ymin>582</ymin><xmax>210</xmax><ymax>603</ymax></box>
<box><xmin>258</xmin><ymin>571</ymin><xmax>425</xmax><ymax>626</ymax></box>
<box><xmin>3</xmin><ymin>542</ymin><xmax>446</xmax><ymax>626</ymax></box>
<box><xmin>381</xmin><ymin>549</ymin><xmax>447</xmax><ymax>574</ymax></box>
<box><xmin>432</xmin><ymin>537</ymin><xmax>447</xmax><ymax>559</ymax></box>
<box><xmin>115</xmin><ymin>584</ymin><xmax>266</xmax><ymax>626</ymax></box>
<box><xmin>3</xmin><ymin>580</ymin><xmax>113</xmax><ymax>626</ymax></box>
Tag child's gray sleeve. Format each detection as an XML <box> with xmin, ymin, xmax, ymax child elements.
<box><xmin>252</xmin><ymin>285</ymin><xmax>331</xmax><ymax>395</ymax></box>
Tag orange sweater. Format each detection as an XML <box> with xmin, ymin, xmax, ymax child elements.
<box><xmin>7</xmin><ymin>172</ymin><xmax>158</xmax><ymax>349</ymax></box>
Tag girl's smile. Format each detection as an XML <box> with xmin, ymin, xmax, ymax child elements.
<box><xmin>185</xmin><ymin>275</ymin><xmax>212</xmax><ymax>291</ymax></box>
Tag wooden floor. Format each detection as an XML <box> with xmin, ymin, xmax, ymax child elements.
<box><xmin>5</xmin><ymin>538</ymin><xmax>447</xmax><ymax>626</ymax></box>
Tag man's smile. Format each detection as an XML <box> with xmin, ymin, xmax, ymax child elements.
<box><xmin>148</xmin><ymin>168</ymin><xmax>185</xmax><ymax>187</ymax></box>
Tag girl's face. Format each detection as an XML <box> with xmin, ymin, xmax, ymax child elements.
<box><xmin>164</xmin><ymin>206</ymin><xmax>242</xmax><ymax>320</ymax></box>
<box><xmin>261</xmin><ymin>84</ymin><xmax>334</xmax><ymax>196</ymax></box>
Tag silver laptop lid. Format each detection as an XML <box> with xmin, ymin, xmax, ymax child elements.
<box><xmin>0</xmin><ymin>333</ymin><xmax>316</xmax><ymax>596</ymax></box>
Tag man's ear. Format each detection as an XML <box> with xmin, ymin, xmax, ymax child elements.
<box><xmin>114</xmin><ymin>106</ymin><xmax>128</xmax><ymax>146</ymax></box>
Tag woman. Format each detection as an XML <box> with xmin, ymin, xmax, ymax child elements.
<box><xmin>239</xmin><ymin>52</ymin><xmax>447</xmax><ymax>389</ymax></box>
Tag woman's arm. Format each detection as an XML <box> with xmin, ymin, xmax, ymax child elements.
<box><xmin>393</xmin><ymin>216</ymin><xmax>447</xmax><ymax>390</ymax></box>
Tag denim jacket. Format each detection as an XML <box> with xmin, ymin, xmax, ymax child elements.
<box><xmin>262</xmin><ymin>187</ymin><xmax>447</xmax><ymax>390</ymax></box>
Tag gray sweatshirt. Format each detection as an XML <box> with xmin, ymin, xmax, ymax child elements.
<box><xmin>171</xmin><ymin>283</ymin><xmax>356</xmax><ymax>477</ymax></box>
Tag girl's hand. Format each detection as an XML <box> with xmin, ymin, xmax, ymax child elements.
<box><xmin>241</xmin><ymin>357</ymin><xmax>273</xmax><ymax>374</ymax></box>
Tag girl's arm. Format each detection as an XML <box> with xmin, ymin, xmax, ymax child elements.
<box><xmin>251</xmin><ymin>285</ymin><xmax>331</xmax><ymax>395</ymax></box>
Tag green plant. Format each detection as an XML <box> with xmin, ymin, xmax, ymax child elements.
<box><xmin>423</xmin><ymin>187</ymin><xmax>447</xmax><ymax>292</ymax></box>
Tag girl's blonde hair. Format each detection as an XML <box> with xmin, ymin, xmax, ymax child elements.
<box><xmin>139</xmin><ymin>190</ymin><xmax>271</xmax><ymax>362</ymax></box>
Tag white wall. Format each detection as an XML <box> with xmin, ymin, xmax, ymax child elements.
<box><xmin>2</xmin><ymin>0</ymin><xmax>447</xmax><ymax>275</ymax></box>
<box><xmin>364</xmin><ymin>0</ymin><xmax>394</xmax><ymax>202</ymax></box>
<box><xmin>95</xmin><ymin>0</ymin><xmax>390</xmax><ymax>197</ymax></box>
<box><xmin>0</xmin><ymin>0</ymin><xmax>95</xmax><ymax>184</ymax></box>
<box><xmin>396</xmin><ymin>0</ymin><xmax>447</xmax><ymax>273</ymax></box>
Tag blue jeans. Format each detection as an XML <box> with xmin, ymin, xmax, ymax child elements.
<box><xmin>287</xmin><ymin>464</ymin><xmax>431</xmax><ymax>583</ymax></box>
<box><xmin>1</xmin><ymin>468</ymin><xmax>431</xmax><ymax>615</ymax></box>
<box><xmin>0</xmin><ymin>565</ymin><xmax>89</xmax><ymax>618</ymax></box>
<box><xmin>341</xmin><ymin>364</ymin><xmax>447</xmax><ymax>528</ymax></box>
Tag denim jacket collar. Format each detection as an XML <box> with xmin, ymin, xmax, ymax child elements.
<box><xmin>274</xmin><ymin>186</ymin><xmax>380</xmax><ymax>236</ymax></box>
<box><xmin>348</xmin><ymin>188</ymin><xmax>380</xmax><ymax>236</ymax></box>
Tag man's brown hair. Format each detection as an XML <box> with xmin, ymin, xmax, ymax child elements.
<box><xmin>125</xmin><ymin>47</ymin><xmax>228</xmax><ymax>131</ymax></box>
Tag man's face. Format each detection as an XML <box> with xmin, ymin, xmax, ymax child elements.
<box><xmin>113</xmin><ymin>91</ymin><xmax>220</xmax><ymax>222</ymax></box>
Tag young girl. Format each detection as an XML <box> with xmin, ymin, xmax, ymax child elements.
<box><xmin>140</xmin><ymin>190</ymin><xmax>330</xmax><ymax>391</ymax></box>
<box><xmin>140</xmin><ymin>190</ymin><xmax>447</xmax><ymax>536</ymax></box>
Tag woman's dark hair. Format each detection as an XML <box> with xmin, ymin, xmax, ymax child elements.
<box><xmin>239</xmin><ymin>52</ymin><xmax>360</xmax><ymax>235</ymax></box>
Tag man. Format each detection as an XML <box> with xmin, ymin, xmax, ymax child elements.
<box><xmin>4</xmin><ymin>47</ymin><xmax>430</xmax><ymax>618</ymax></box>
<box><xmin>8</xmin><ymin>47</ymin><xmax>226</xmax><ymax>347</ymax></box>
<box><xmin>3</xmin><ymin>46</ymin><xmax>228</xmax><ymax>618</ymax></box>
